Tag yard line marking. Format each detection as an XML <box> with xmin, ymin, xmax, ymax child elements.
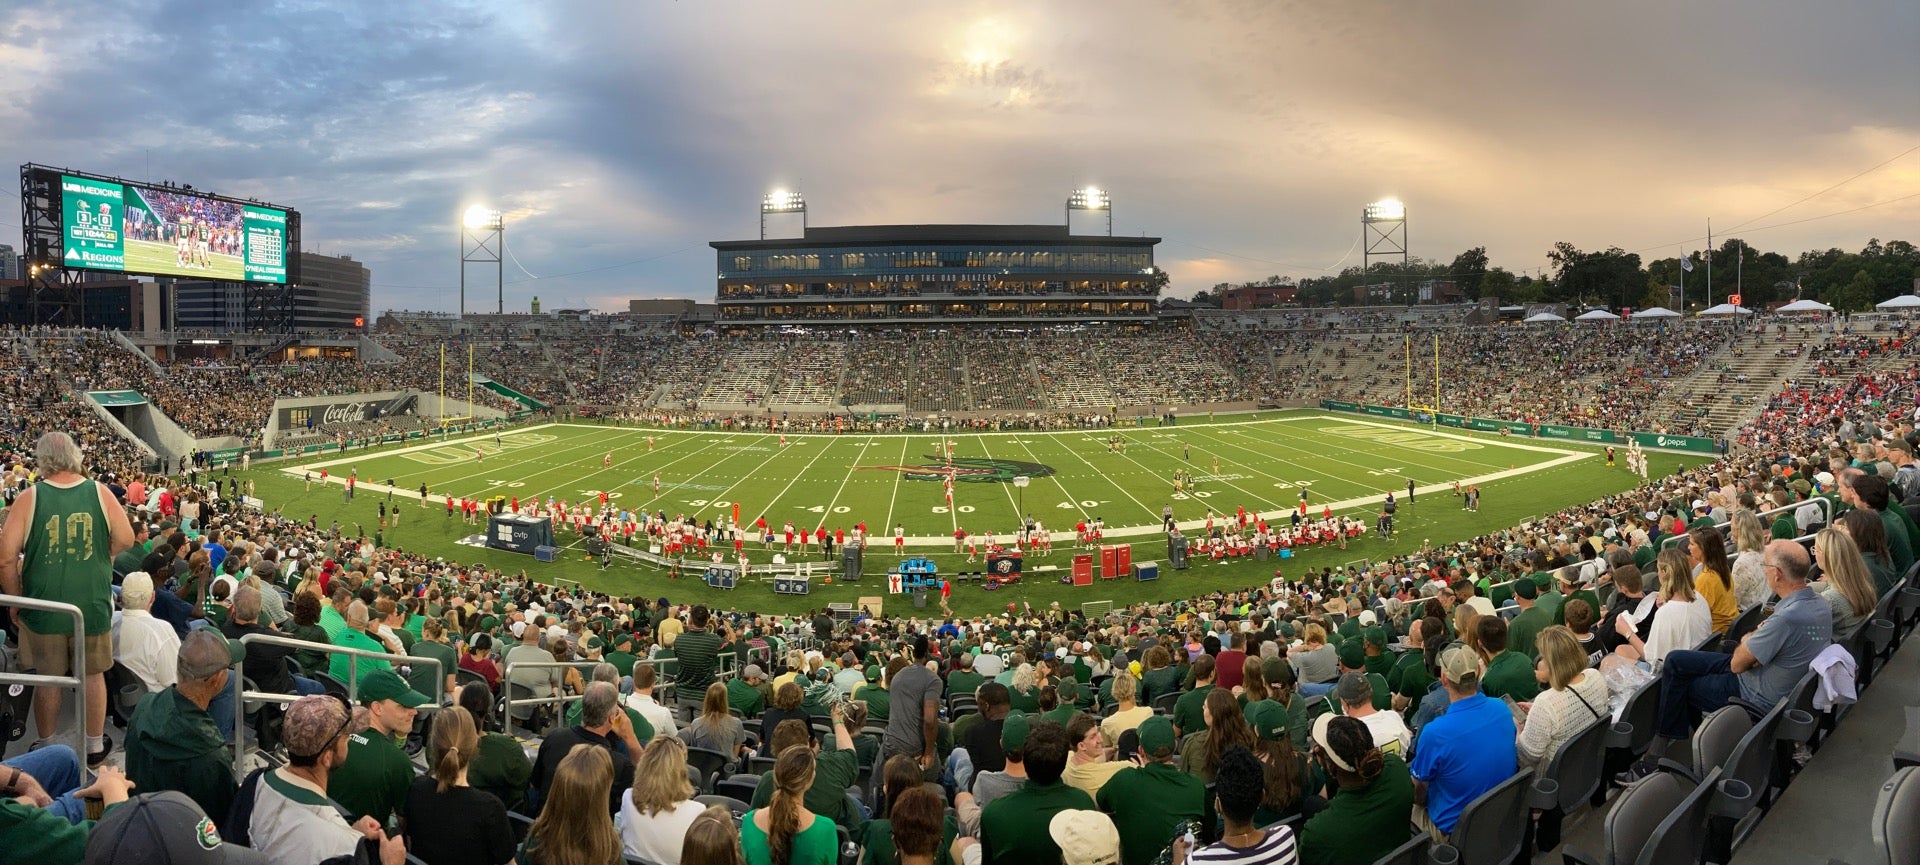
<box><xmin>282</xmin><ymin>424</ymin><xmax>637</xmax><ymax>500</ymax></box>
<box><xmin>820</xmin><ymin>437</ymin><xmax>877</xmax><ymax>526</ymax></box>
<box><xmin>1033</xmin><ymin>433</ymin><xmax>1158</xmax><ymax>526</ymax></box>
<box><xmin>882</xmin><ymin>437</ymin><xmax>909</xmax><ymax>533</ymax></box>
<box><xmin>696</xmin><ymin>436</ymin><xmax>804</xmax><ymax>523</ymax></box>
<box><xmin>995</xmin><ymin>434</ymin><xmax>1082</xmax><ymax>523</ymax></box>
<box><xmin>755</xmin><ymin>436</ymin><xmax>846</xmax><ymax>528</ymax></box>
<box><xmin>1106</xmin><ymin>430</ymin><xmax>1282</xmax><ymax>515</ymax></box>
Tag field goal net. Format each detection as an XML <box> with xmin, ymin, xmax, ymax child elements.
<box><xmin>1082</xmin><ymin>600</ymin><xmax>1115</xmax><ymax>623</ymax></box>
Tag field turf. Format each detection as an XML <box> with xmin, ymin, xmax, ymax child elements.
<box><xmin>236</xmin><ymin>411</ymin><xmax>1688</xmax><ymax>616</ymax></box>
<box><xmin>123</xmin><ymin>238</ymin><xmax>245</xmax><ymax>281</ymax></box>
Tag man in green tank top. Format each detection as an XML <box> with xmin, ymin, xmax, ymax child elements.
<box><xmin>0</xmin><ymin>432</ymin><xmax>134</xmax><ymax>766</ymax></box>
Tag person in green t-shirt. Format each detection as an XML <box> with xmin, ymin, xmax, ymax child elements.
<box><xmin>1505</xmin><ymin>579</ymin><xmax>1551</xmax><ymax>660</ymax></box>
<box><xmin>978</xmin><ymin>719</ymin><xmax>1095</xmax><ymax>865</ymax></box>
<box><xmin>855</xmin><ymin>664</ymin><xmax>892</xmax><ymax>723</ymax></box>
<box><xmin>729</xmin><ymin>664</ymin><xmax>769</xmax><ymax>716</ymax></box>
<box><xmin>0</xmin><ymin>436</ymin><xmax>135</xmax><ymax>764</ymax></box>
<box><xmin>748</xmin><ymin>703</ymin><xmax>861</xmax><ymax>829</ymax></box>
<box><xmin>329</xmin><ymin>669</ymin><xmax>429</xmax><ymax>828</ymax></box>
<box><xmin>408</xmin><ymin>617</ymin><xmax>459</xmax><ymax>703</ymax></box>
<box><xmin>457</xmin><ymin>680</ymin><xmax>532</xmax><ymax>812</ymax></box>
<box><xmin>1474</xmin><ymin>616</ymin><xmax>1539</xmax><ymax>702</ymax></box>
<box><xmin>329</xmin><ymin>601</ymin><xmax>396</xmax><ymax>683</ymax></box>
<box><xmin>947</xmin><ymin>653</ymin><xmax>987</xmax><ymax>701</ymax></box>
<box><xmin>1095</xmin><ymin>716</ymin><xmax>1204</xmax><ymax>865</ymax></box>
<box><xmin>1298</xmin><ymin>715</ymin><xmax>1415</xmax><ymax>865</ymax></box>
<box><xmin>605</xmin><ymin>633</ymin><xmax>639</xmax><ymax>691</ymax></box>
<box><xmin>1171</xmin><ymin>655</ymin><xmax>1216</xmax><ymax>738</ymax></box>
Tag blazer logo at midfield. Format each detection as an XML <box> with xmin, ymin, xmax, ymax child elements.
<box><xmin>857</xmin><ymin>457</ymin><xmax>1056</xmax><ymax>484</ymax></box>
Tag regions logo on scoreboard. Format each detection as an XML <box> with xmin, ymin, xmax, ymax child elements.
<box><xmin>858</xmin><ymin>457</ymin><xmax>1056</xmax><ymax>484</ymax></box>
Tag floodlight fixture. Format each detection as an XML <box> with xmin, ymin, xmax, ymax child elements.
<box><xmin>1066</xmin><ymin>187</ymin><xmax>1113</xmax><ymax>235</ymax></box>
<box><xmin>462</xmin><ymin>205</ymin><xmax>502</xmax><ymax>230</ymax></box>
<box><xmin>1364</xmin><ymin>198</ymin><xmax>1406</xmax><ymax>221</ymax></box>
<box><xmin>761</xmin><ymin>189</ymin><xmax>808</xmax><ymax>239</ymax></box>
<box><xmin>761</xmin><ymin>190</ymin><xmax>807</xmax><ymax>213</ymax></box>
<box><xmin>1068</xmin><ymin>187</ymin><xmax>1109</xmax><ymax>210</ymax></box>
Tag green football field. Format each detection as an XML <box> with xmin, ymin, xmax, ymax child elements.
<box><xmin>239</xmin><ymin>412</ymin><xmax>1689</xmax><ymax>616</ymax></box>
<box><xmin>123</xmin><ymin>237</ymin><xmax>245</xmax><ymax>281</ymax></box>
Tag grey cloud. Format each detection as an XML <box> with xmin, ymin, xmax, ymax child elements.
<box><xmin>0</xmin><ymin>0</ymin><xmax>1914</xmax><ymax>309</ymax></box>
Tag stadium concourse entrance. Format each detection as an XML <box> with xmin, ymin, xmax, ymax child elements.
<box><xmin>83</xmin><ymin>389</ymin><xmax>187</xmax><ymax>471</ymax></box>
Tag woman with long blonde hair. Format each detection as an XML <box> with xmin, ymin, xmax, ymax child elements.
<box><xmin>620</xmin><ymin>734</ymin><xmax>705</xmax><ymax>865</ymax></box>
<box><xmin>521</xmin><ymin>744</ymin><xmax>622</xmax><ymax>865</ymax></box>
<box><xmin>1728</xmin><ymin>510</ymin><xmax>1770</xmax><ymax>611</ymax></box>
<box><xmin>1099</xmin><ymin>668</ymin><xmax>1153</xmax><ymax>747</ymax></box>
<box><xmin>743</xmin><ymin>745</ymin><xmax>837</xmax><ymax>865</ymax></box>
<box><xmin>1614</xmin><ymin>547</ymin><xmax>1712</xmax><ymax>670</ymax></box>
<box><xmin>1813</xmin><ymin>528</ymin><xmax>1877</xmax><ymax>633</ymax></box>
<box><xmin>683</xmin><ymin>681</ymin><xmax>749</xmax><ymax>764</ymax></box>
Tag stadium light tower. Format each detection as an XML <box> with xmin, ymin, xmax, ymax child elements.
<box><xmin>1067</xmin><ymin>187</ymin><xmax>1112</xmax><ymax>236</ymax></box>
<box><xmin>460</xmin><ymin>205</ymin><xmax>504</xmax><ymax>316</ymax></box>
<box><xmin>761</xmin><ymin>190</ymin><xmax>807</xmax><ymax>240</ymax></box>
<box><xmin>1362</xmin><ymin>198</ymin><xmax>1408</xmax><ymax>306</ymax></box>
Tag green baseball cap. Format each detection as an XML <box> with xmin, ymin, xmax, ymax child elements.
<box><xmin>865</xmin><ymin>665</ymin><xmax>881</xmax><ymax>683</ymax></box>
<box><xmin>358</xmin><ymin>669</ymin><xmax>430</xmax><ymax>708</ymax></box>
<box><xmin>582</xmin><ymin>634</ymin><xmax>604</xmax><ymax>654</ymax></box>
<box><xmin>1362</xmin><ymin>627</ymin><xmax>1388</xmax><ymax>648</ymax></box>
<box><xmin>613</xmin><ymin>632</ymin><xmax>633</xmax><ymax>649</ymax></box>
<box><xmin>1262</xmin><ymin>656</ymin><xmax>1293</xmax><ymax>688</ymax></box>
<box><xmin>1137</xmin><ymin>715</ymin><xmax>1176</xmax><ymax>754</ymax></box>
<box><xmin>1336</xmin><ymin>641</ymin><xmax>1365</xmax><ymax>670</ymax></box>
<box><xmin>1244</xmin><ymin>700</ymin><xmax>1289</xmax><ymax>742</ymax></box>
<box><xmin>1001</xmin><ymin>712</ymin><xmax>1031</xmax><ymax>751</ymax></box>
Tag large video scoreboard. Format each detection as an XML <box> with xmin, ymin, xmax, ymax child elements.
<box><xmin>25</xmin><ymin>166</ymin><xmax>298</xmax><ymax>285</ymax></box>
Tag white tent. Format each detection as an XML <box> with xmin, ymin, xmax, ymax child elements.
<box><xmin>1633</xmin><ymin>307</ymin><xmax>1683</xmax><ymax>318</ymax></box>
<box><xmin>1876</xmin><ymin>295</ymin><xmax>1920</xmax><ymax>310</ymax></box>
<box><xmin>1523</xmin><ymin>312</ymin><xmax>1567</xmax><ymax>323</ymax></box>
<box><xmin>1698</xmin><ymin>303</ymin><xmax>1753</xmax><ymax>316</ymax></box>
<box><xmin>1574</xmin><ymin>309</ymin><xmax>1620</xmax><ymax>321</ymax></box>
<box><xmin>1775</xmin><ymin>298</ymin><xmax>1833</xmax><ymax>313</ymax></box>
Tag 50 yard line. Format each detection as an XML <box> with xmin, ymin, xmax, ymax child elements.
<box><xmin>881</xmin><ymin>437</ymin><xmax>909</xmax><ymax>533</ymax></box>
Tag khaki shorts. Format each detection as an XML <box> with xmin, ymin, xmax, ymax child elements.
<box><xmin>19</xmin><ymin>624</ymin><xmax>113</xmax><ymax>677</ymax></box>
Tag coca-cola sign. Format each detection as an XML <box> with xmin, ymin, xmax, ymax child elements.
<box><xmin>279</xmin><ymin>394</ymin><xmax>416</xmax><ymax>430</ymax></box>
<box><xmin>321</xmin><ymin>402</ymin><xmax>371</xmax><ymax>425</ymax></box>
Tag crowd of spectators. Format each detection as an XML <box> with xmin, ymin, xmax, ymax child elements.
<box><xmin>2</xmin><ymin>314</ymin><xmax>1913</xmax><ymax>862</ymax></box>
<box><xmin>1338</xmin><ymin>322</ymin><xmax>1730</xmax><ymax>435</ymax></box>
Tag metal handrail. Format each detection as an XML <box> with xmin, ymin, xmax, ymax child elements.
<box><xmin>1659</xmin><ymin>498</ymin><xmax>1833</xmax><ymax>550</ymax></box>
<box><xmin>499</xmin><ymin>658</ymin><xmax>608</xmax><ymax>728</ymax></box>
<box><xmin>0</xmin><ymin>595</ymin><xmax>86</xmax><ymax>753</ymax></box>
<box><xmin>230</xmin><ymin>632</ymin><xmax>446</xmax><ymax>779</ymax></box>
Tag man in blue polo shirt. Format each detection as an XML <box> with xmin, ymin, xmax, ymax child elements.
<box><xmin>1409</xmin><ymin>645</ymin><xmax>1516</xmax><ymax>841</ymax></box>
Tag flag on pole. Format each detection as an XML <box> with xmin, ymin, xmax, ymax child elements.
<box><xmin>1679</xmin><ymin>255</ymin><xmax>1694</xmax><ymax>272</ymax></box>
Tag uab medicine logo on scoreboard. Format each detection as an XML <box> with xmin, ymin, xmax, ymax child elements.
<box><xmin>860</xmin><ymin>457</ymin><xmax>1056</xmax><ymax>483</ymax></box>
<box><xmin>62</xmin><ymin>176</ymin><xmax>125</xmax><ymax>270</ymax></box>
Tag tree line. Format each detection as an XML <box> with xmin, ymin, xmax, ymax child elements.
<box><xmin>1187</xmin><ymin>238</ymin><xmax>1920</xmax><ymax>312</ymax></box>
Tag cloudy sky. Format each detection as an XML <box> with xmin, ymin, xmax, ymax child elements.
<box><xmin>1</xmin><ymin>0</ymin><xmax>1916</xmax><ymax>309</ymax></box>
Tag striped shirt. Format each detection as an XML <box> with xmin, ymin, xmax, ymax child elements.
<box><xmin>1190</xmin><ymin>825</ymin><xmax>1299</xmax><ymax>865</ymax></box>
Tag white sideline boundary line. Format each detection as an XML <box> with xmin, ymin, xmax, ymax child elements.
<box><xmin>276</xmin><ymin>419</ymin><xmax>1595</xmax><ymax>546</ymax></box>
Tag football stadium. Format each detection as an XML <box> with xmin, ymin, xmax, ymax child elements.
<box><xmin>1</xmin><ymin>5</ymin><xmax>1918</xmax><ymax>865</ymax></box>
